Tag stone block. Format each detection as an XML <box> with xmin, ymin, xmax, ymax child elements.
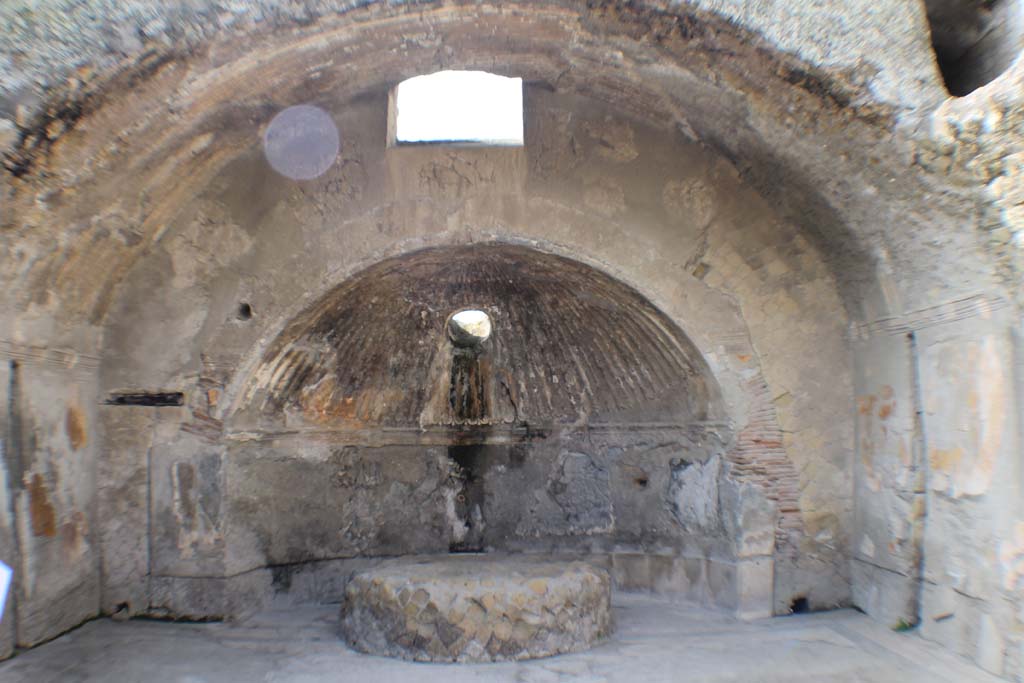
<box><xmin>851</xmin><ymin>558</ymin><xmax>917</xmax><ymax>628</ymax></box>
<box><xmin>339</xmin><ymin>556</ymin><xmax>612</xmax><ymax>662</ymax></box>
<box><xmin>707</xmin><ymin>559</ymin><xmax>738</xmax><ymax>611</ymax></box>
<box><xmin>736</xmin><ymin>556</ymin><xmax>774</xmax><ymax>620</ymax></box>
<box><xmin>610</xmin><ymin>553</ymin><xmax>651</xmax><ymax>590</ymax></box>
<box><xmin>977</xmin><ymin>613</ymin><xmax>1005</xmax><ymax>676</ymax></box>
<box><xmin>919</xmin><ymin>581</ymin><xmax>978</xmax><ymax>660</ymax></box>
<box><xmin>97</xmin><ymin>405</ymin><xmax>155</xmax><ymax>615</ymax></box>
<box><xmin>149</xmin><ymin>571</ymin><xmax>273</xmax><ymax>621</ymax></box>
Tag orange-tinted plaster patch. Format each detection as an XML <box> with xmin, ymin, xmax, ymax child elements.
<box><xmin>66</xmin><ymin>404</ymin><xmax>87</xmax><ymax>450</ymax></box>
<box><xmin>930</xmin><ymin>446</ymin><xmax>964</xmax><ymax>473</ymax></box>
<box><xmin>857</xmin><ymin>395</ymin><xmax>876</xmax><ymax>415</ymax></box>
<box><xmin>28</xmin><ymin>473</ymin><xmax>58</xmax><ymax>537</ymax></box>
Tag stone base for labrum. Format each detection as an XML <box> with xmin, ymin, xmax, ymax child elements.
<box><xmin>339</xmin><ymin>556</ymin><xmax>613</xmax><ymax>662</ymax></box>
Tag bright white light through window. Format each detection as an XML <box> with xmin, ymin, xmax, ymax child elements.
<box><xmin>394</xmin><ymin>71</ymin><xmax>523</xmax><ymax>145</ymax></box>
<box><xmin>448</xmin><ymin>309</ymin><xmax>493</xmax><ymax>346</ymax></box>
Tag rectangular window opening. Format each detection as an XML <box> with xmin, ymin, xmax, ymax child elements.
<box><xmin>390</xmin><ymin>70</ymin><xmax>524</xmax><ymax>147</ymax></box>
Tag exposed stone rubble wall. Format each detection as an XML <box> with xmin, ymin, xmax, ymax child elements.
<box><xmin>339</xmin><ymin>556</ymin><xmax>612</xmax><ymax>662</ymax></box>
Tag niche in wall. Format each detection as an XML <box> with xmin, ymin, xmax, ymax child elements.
<box><xmin>925</xmin><ymin>0</ymin><xmax>1024</xmax><ymax>95</ymax></box>
<box><xmin>222</xmin><ymin>243</ymin><xmax>763</xmax><ymax>605</ymax></box>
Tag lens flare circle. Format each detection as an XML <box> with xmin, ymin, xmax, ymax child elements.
<box><xmin>263</xmin><ymin>104</ymin><xmax>339</xmax><ymax>180</ymax></box>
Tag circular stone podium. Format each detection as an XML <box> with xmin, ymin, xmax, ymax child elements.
<box><xmin>339</xmin><ymin>556</ymin><xmax>613</xmax><ymax>662</ymax></box>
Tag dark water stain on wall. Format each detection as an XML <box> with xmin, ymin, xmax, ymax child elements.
<box><xmin>449</xmin><ymin>350</ymin><xmax>490</xmax><ymax>422</ymax></box>
<box><xmin>4</xmin><ymin>361</ymin><xmax>29</xmax><ymax>488</ymax></box>
<box><xmin>447</xmin><ymin>444</ymin><xmax>495</xmax><ymax>552</ymax></box>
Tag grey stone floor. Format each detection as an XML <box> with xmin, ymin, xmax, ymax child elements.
<box><xmin>0</xmin><ymin>593</ymin><xmax>1001</xmax><ymax>682</ymax></box>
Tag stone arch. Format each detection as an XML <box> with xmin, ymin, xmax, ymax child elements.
<box><xmin>1</xmin><ymin>0</ymin><xmax>966</xmax><ymax>331</ymax></box>
<box><xmin>81</xmin><ymin>66</ymin><xmax>849</xmax><ymax>616</ymax></box>
<box><xmin>222</xmin><ymin>242</ymin><xmax>789</xmax><ymax>617</ymax></box>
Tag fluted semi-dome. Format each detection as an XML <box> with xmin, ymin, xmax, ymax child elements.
<box><xmin>238</xmin><ymin>243</ymin><xmax>720</xmax><ymax>433</ymax></box>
